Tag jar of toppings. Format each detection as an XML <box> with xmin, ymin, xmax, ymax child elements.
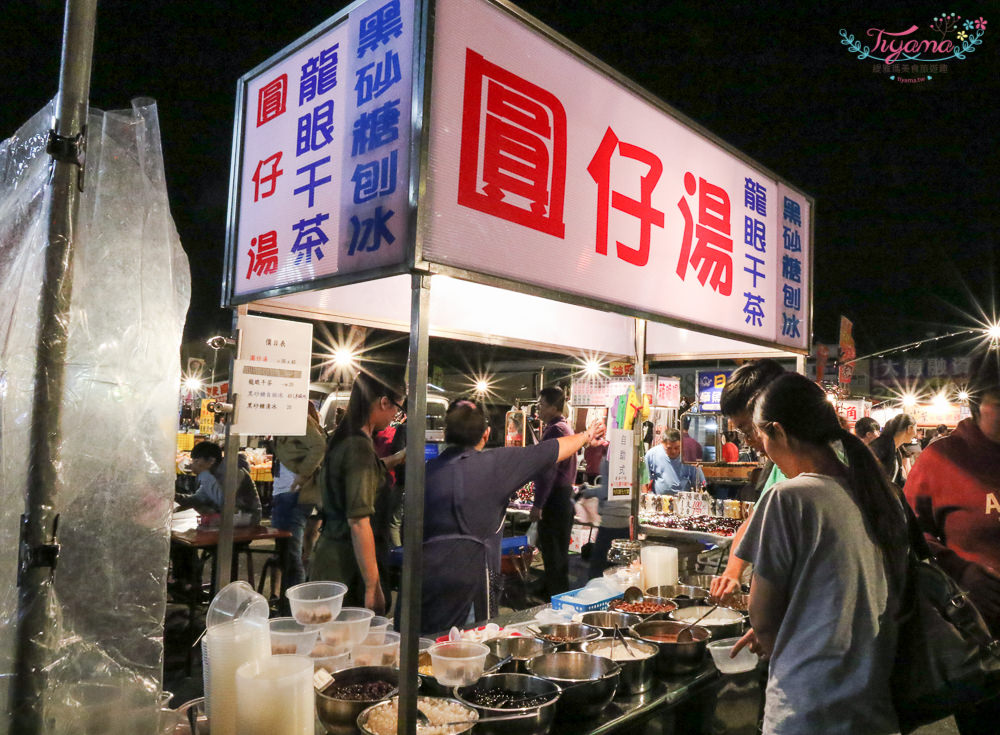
<box><xmin>608</xmin><ymin>539</ymin><xmax>641</xmax><ymax>568</ymax></box>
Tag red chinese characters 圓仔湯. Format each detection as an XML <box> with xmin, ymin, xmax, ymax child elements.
<box><xmin>676</xmin><ymin>172</ymin><xmax>733</xmax><ymax>296</ymax></box>
<box><xmin>252</xmin><ymin>152</ymin><xmax>284</xmax><ymax>202</ymax></box>
<box><xmin>257</xmin><ymin>74</ymin><xmax>288</xmax><ymax>127</ymax></box>
<box><xmin>246</xmin><ymin>231</ymin><xmax>279</xmax><ymax>280</ymax></box>
<box><xmin>587</xmin><ymin>127</ymin><xmax>665</xmax><ymax>267</ymax></box>
<box><xmin>457</xmin><ymin>50</ymin><xmax>567</xmax><ymax>238</ymax></box>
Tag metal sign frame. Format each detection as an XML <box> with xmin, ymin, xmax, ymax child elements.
<box><xmin>222</xmin><ymin>1</ymin><xmax>817</xmax><ymax>731</ymax></box>
<box><xmin>223</xmin><ymin>0</ymin><xmax>814</xmax><ymax>355</ymax></box>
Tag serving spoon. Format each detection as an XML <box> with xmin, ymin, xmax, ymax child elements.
<box><xmin>612</xmin><ymin>624</ymin><xmax>636</xmax><ymax>656</ymax></box>
<box><xmin>675</xmin><ymin>604</ymin><xmax>719</xmax><ymax>642</ymax></box>
<box><xmin>622</xmin><ymin>586</ymin><xmax>645</xmax><ymax>604</ymax></box>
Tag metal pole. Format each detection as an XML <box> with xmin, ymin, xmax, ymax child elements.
<box><xmin>397</xmin><ymin>274</ymin><xmax>430</xmax><ymax>735</ymax></box>
<box><xmin>795</xmin><ymin>354</ymin><xmax>807</xmax><ymax>377</ymax></box>
<box><xmin>630</xmin><ymin>319</ymin><xmax>646</xmax><ymax>537</ymax></box>
<box><xmin>215</xmin><ymin>414</ymin><xmax>241</xmax><ymax>589</ymax></box>
<box><xmin>14</xmin><ymin>1</ymin><xmax>98</xmax><ymax>731</ymax></box>
<box><xmin>216</xmin><ymin>312</ymin><xmax>242</xmax><ymax>589</ymax></box>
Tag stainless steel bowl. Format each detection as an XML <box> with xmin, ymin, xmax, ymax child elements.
<box><xmin>417</xmin><ymin>652</ymin><xmax>502</xmax><ymax>696</ymax></box>
<box><xmin>630</xmin><ymin>620</ymin><xmax>710</xmax><ymax>676</ymax></box>
<box><xmin>679</xmin><ymin>573</ymin><xmax>718</xmax><ymax>590</ymax></box>
<box><xmin>645</xmin><ymin>584</ymin><xmax>710</xmax><ymax>608</ymax></box>
<box><xmin>608</xmin><ymin>595</ymin><xmax>678</xmax><ymax>618</ymax></box>
<box><xmin>579</xmin><ymin>637</ymin><xmax>658</xmax><ymax>694</ymax></box>
<box><xmin>485</xmin><ymin>637</ymin><xmax>557</xmax><ymax>673</ymax></box>
<box><xmin>533</xmin><ymin>623</ymin><xmax>602</xmax><ymax>651</ymax></box>
<box><xmin>577</xmin><ymin>611</ymin><xmax>642</xmax><ymax>636</ymax></box>
<box><xmin>316</xmin><ymin>666</ymin><xmax>401</xmax><ymax>735</ymax></box>
<box><xmin>454</xmin><ymin>672</ymin><xmax>561</xmax><ymax>735</ymax></box>
<box><xmin>668</xmin><ymin>605</ymin><xmax>747</xmax><ymax>640</ymax></box>
<box><xmin>526</xmin><ymin>651</ymin><xmax>620</xmax><ymax>719</ymax></box>
<box><xmin>357</xmin><ymin>696</ymin><xmax>477</xmax><ymax>735</ymax></box>
<box><xmin>710</xmin><ymin>591</ymin><xmax>749</xmax><ymax>612</ymax></box>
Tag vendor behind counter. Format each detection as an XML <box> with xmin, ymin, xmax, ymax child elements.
<box><xmin>410</xmin><ymin>398</ymin><xmax>601</xmax><ymax>634</ymax></box>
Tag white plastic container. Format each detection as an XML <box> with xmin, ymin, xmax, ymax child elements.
<box><xmin>428</xmin><ymin>641</ymin><xmax>489</xmax><ymax>686</ymax></box>
<box><xmin>310</xmin><ymin>648</ymin><xmax>353</xmax><ymax>673</ymax></box>
<box><xmin>366</xmin><ymin>615</ymin><xmax>390</xmax><ymax>644</ymax></box>
<box><xmin>641</xmin><ymin>545</ymin><xmax>678</xmax><ymax>589</ymax></box>
<box><xmin>286</xmin><ymin>581</ymin><xmax>347</xmax><ymax>626</ymax></box>
<box><xmin>319</xmin><ymin>607</ymin><xmax>374</xmax><ymax>650</ymax></box>
<box><xmin>353</xmin><ymin>631</ymin><xmax>401</xmax><ymax>667</ymax></box>
<box><xmin>202</xmin><ymin>619</ymin><xmax>270</xmax><ymax>735</ymax></box>
<box><xmin>235</xmin><ymin>655</ymin><xmax>314</xmax><ymax>735</ymax></box>
<box><xmin>707</xmin><ymin>637</ymin><xmax>759</xmax><ymax>674</ymax></box>
<box><xmin>268</xmin><ymin>617</ymin><xmax>319</xmax><ymax>655</ymax></box>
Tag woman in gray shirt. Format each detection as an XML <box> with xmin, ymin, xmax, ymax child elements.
<box><xmin>733</xmin><ymin>373</ymin><xmax>908</xmax><ymax>734</ymax></box>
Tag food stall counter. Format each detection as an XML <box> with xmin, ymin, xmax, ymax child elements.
<box><xmin>478</xmin><ymin>605</ymin><xmax>722</xmax><ymax>735</ymax></box>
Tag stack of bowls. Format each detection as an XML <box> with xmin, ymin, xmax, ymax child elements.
<box><xmin>629</xmin><ymin>620</ymin><xmax>711</xmax><ymax>676</ymax></box>
<box><xmin>526</xmin><ymin>652</ymin><xmax>620</xmax><ymax>719</ymax></box>
<box><xmin>455</xmin><ymin>672</ymin><xmax>561</xmax><ymax>735</ymax></box>
<box><xmin>485</xmin><ymin>637</ymin><xmax>556</xmax><ymax>674</ymax></box>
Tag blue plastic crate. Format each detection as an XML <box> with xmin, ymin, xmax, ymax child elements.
<box><xmin>550</xmin><ymin>587</ymin><xmax>623</xmax><ymax>613</ymax></box>
<box><xmin>501</xmin><ymin>535</ymin><xmax>530</xmax><ymax>555</ymax></box>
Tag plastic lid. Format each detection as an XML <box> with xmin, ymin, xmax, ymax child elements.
<box><xmin>206</xmin><ymin>581</ymin><xmax>269</xmax><ymax>629</ymax></box>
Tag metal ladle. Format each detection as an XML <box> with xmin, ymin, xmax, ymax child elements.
<box><xmin>613</xmin><ymin>624</ymin><xmax>635</xmax><ymax>656</ymax></box>
<box><xmin>622</xmin><ymin>586</ymin><xmax>644</xmax><ymax>604</ymax></box>
<box><xmin>675</xmin><ymin>604</ymin><xmax>719</xmax><ymax>642</ymax></box>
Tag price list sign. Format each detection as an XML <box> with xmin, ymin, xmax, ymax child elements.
<box><xmin>232</xmin><ymin>314</ymin><xmax>313</xmax><ymax>436</ymax></box>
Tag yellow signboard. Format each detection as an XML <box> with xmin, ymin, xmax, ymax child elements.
<box><xmin>199</xmin><ymin>399</ymin><xmax>215</xmax><ymax>435</ymax></box>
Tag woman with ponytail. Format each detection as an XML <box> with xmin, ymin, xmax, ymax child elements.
<box><xmin>311</xmin><ymin>371</ymin><xmax>406</xmax><ymax>615</ymax></box>
<box><xmin>731</xmin><ymin>372</ymin><xmax>908</xmax><ymax>734</ymax></box>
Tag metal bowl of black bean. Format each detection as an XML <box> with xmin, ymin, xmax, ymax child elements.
<box><xmin>316</xmin><ymin>666</ymin><xmax>403</xmax><ymax>735</ymax></box>
<box><xmin>454</xmin><ymin>673</ymin><xmax>561</xmax><ymax>735</ymax></box>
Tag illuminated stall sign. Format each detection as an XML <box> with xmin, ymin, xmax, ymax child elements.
<box><xmin>230</xmin><ymin>0</ymin><xmax>414</xmax><ymax>298</ymax></box>
<box><xmin>697</xmin><ymin>370</ymin><xmax>731</xmax><ymax>412</ymax></box>
<box><xmin>421</xmin><ymin>0</ymin><xmax>811</xmax><ymax>350</ymax></box>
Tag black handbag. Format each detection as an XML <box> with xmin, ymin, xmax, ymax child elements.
<box><xmin>892</xmin><ymin>503</ymin><xmax>1000</xmax><ymax>733</ymax></box>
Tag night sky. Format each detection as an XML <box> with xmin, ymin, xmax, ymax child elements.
<box><xmin>3</xmin><ymin>0</ymin><xmax>998</xmax><ymax>356</ymax></box>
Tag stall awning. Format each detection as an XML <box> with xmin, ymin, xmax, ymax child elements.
<box><xmin>251</xmin><ymin>273</ymin><xmax>797</xmax><ymax>361</ymax></box>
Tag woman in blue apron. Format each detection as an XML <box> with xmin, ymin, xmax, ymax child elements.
<box><xmin>415</xmin><ymin>399</ymin><xmax>602</xmax><ymax>634</ymax></box>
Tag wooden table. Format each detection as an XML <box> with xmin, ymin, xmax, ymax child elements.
<box><xmin>170</xmin><ymin>524</ymin><xmax>292</xmax><ymax>601</ymax></box>
<box><xmin>170</xmin><ymin>524</ymin><xmax>292</xmax><ymax>674</ymax></box>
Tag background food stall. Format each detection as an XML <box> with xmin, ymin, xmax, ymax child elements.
<box><xmin>219</xmin><ymin>0</ymin><xmax>814</xmax><ymax>731</ymax></box>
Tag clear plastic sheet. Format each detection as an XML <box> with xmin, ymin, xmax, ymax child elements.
<box><xmin>0</xmin><ymin>98</ymin><xmax>191</xmax><ymax>733</ymax></box>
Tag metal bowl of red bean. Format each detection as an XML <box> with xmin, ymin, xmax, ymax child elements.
<box><xmin>608</xmin><ymin>596</ymin><xmax>678</xmax><ymax>617</ymax></box>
